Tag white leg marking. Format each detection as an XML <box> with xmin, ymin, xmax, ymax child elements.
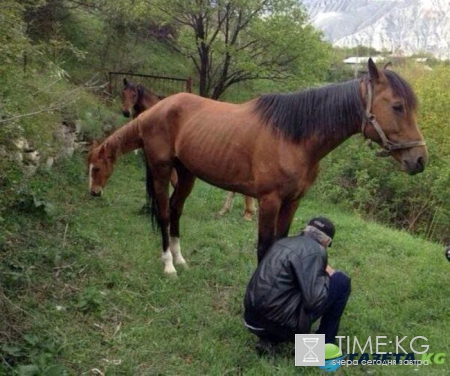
<box><xmin>170</xmin><ymin>237</ymin><xmax>187</xmax><ymax>266</ymax></box>
<box><xmin>162</xmin><ymin>248</ymin><xmax>177</xmax><ymax>275</ymax></box>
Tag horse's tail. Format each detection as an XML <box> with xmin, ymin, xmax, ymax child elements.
<box><xmin>145</xmin><ymin>159</ymin><xmax>163</xmax><ymax>233</ymax></box>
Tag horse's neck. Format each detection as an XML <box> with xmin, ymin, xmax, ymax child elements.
<box><xmin>141</xmin><ymin>90</ymin><xmax>160</xmax><ymax>109</ymax></box>
<box><xmin>133</xmin><ymin>90</ymin><xmax>159</xmax><ymax>117</ymax></box>
<box><xmin>308</xmin><ymin>126</ymin><xmax>362</xmax><ymax>163</ymax></box>
<box><xmin>106</xmin><ymin>121</ymin><xmax>142</xmax><ymax>157</ymax></box>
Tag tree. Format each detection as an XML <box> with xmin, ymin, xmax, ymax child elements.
<box><xmin>152</xmin><ymin>0</ymin><xmax>331</xmax><ymax>99</ymax></box>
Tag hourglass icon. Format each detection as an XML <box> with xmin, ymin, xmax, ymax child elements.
<box><xmin>303</xmin><ymin>337</ymin><xmax>319</xmax><ymax>362</ymax></box>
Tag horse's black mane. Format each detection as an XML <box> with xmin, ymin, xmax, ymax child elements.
<box><xmin>254</xmin><ymin>70</ymin><xmax>417</xmax><ymax>143</ymax></box>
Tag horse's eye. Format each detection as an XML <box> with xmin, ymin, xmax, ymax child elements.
<box><xmin>392</xmin><ymin>103</ymin><xmax>404</xmax><ymax>113</ymax></box>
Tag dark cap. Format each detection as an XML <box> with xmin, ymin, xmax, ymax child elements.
<box><xmin>308</xmin><ymin>217</ymin><xmax>335</xmax><ymax>240</ymax></box>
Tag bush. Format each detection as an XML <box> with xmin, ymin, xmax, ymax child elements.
<box><xmin>314</xmin><ymin>137</ymin><xmax>450</xmax><ymax>244</ymax></box>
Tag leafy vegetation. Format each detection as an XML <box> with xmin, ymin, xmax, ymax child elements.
<box><xmin>150</xmin><ymin>0</ymin><xmax>332</xmax><ymax>98</ymax></box>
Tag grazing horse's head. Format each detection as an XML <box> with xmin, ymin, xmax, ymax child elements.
<box><xmin>121</xmin><ymin>78</ymin><xmax>138</xmax><ymax>118</ymax></box>
<box><xmin>362</xmin><ymin>58</ymin><xmax>427</xmax><ymax>175</ymax></box>
<box><xmin>88</xmin><ymin>140</ymin><xmax>115</xmax><ymax>197</ymax></box>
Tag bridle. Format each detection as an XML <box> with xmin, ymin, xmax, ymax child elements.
<box><xmin>362</xmin><ymin>78</ymin><xmax>426</xmax><ymax>157</ymax></box>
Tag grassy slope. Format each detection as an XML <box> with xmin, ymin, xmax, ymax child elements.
<box><xmin>1</xmin><ymin>152</ymin><xmax>449</xmax><ymax>376</ymax></box>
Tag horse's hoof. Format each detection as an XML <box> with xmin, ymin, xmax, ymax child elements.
<box><xmin>164</xmin><ymin>271</ymin><xmax>178</xmax><ymax>278</ymax></box>
<box><xmin>243</xmin><ymin>213</ymin><xmax>253</xmax><ymax>221</ymax></box>
<box><xmin>164</xmin><ymin>266</ymin><xmax>177</xmax><ymax>276</ymax></box>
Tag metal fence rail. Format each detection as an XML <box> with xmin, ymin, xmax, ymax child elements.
<box><xmin>109</xmin><ymin>72</ymin><xmax>193</xmax><ymax>97</ymax></box>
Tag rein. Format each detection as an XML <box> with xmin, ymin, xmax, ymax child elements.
<box><xmin>362</xmin><ymin>79</ymin><xmax>426</xmax><ymax>157</ymax></box>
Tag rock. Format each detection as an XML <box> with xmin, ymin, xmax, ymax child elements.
<box><xmin>23</xmin><ymin>150</ymin><xmax>41</xmax><ymax>166</ymax></box>
<box><xmin>13</xmin><ymin>137</ymin><xmax>29</xmax><ymax>151</ymax></box>
<box><xmin>46</xmin><ymin>157</ymin><xmax>54</xmax><ymax>170</ymax></box>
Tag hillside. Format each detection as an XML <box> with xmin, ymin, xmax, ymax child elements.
<box><xmin>1</xmin><ymin>153</ymin><xmax>449</xmax><ymax>374</ymax></box>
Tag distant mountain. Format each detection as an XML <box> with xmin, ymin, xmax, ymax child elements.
<box><xmin>302</xmin><ymin>0</ymin><xmax>450</xmax><ymax>59</ymax></box>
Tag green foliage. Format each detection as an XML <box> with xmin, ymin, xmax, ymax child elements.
<box><xmin>405</xmin><ymin>65</ymin><xmax>450</xmax><ymax>156</ymax></box>
<box><xmin>76</xmin><ymin>286</ymin><xmax>104</xmax><ymax>314</ymax></box>
<box><xmin>12</xmin><ymin>188</ymin><xmax>55</xmax><ymax>218</ymax></box>
<box><xmin>0</xmin><ymin>1</ymin><xmax>30</xmax><ymax>78</ymax></box>
<box><xmin>2</xmin><ymin>333</ymin><xmax>68</xmax><ymax>375</ymax></box>
<box><xmin>153</xmin><ymin>0</ymin><xmax>332</xmax><ymax>98</ymax></box>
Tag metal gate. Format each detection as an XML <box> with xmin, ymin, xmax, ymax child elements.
<box><xmin>109</xmin><ymin>72</ymin><xmax>193</xmax><ymax>97</ymax></box>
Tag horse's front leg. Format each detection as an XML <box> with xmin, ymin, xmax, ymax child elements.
<box><xmin>276</xmin><ymin>199</ymin><xmax>301</xmax><ymax>239</ymax></box>
<box><xmin>169</xmin><ymin>161</ymin><xmax>196</xmax><ymax>268</ymax></box>
<box><xmin>256</xmin><ymin>194</ymin><xmax>282</xmax><ymax>263</ymax></box>
<box><xmin>145</xmin><ymin>158</ymin><xmax>175</xmax><ymax>275</ymax></box>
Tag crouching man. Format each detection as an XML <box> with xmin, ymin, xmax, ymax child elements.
<box><xmin>244</xmin><ymin>217</ymin><xmax>351</xmax><ymax>355</ymax></box>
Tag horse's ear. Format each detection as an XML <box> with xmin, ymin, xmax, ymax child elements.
<box><xmin>98</xmin><ymin>144</ymin><xmax>106</xmax><ymax>159</ymax></box>
<box><xmin>383</xmin><ymin>61</ymin><xmax>393</xmax><ymax>70</ymax></box>
<box><xmin>368</xmin><ymin>58</ymin><xmax>381</xmax><ymax>81</ymax></box>
<box><xmin>123</xmin><ymin>78</ymin><xmax>128</xmax><ymax>86</ymax></box>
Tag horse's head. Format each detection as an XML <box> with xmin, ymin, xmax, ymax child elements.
<box><xmin>121</xmin><ymin>78</ymin><xmax>138</xmax><ymax>118</ymax></box>
<box><xmin>88</xmin><ymin>140</ymin><xmax>116</xmax><ymax>197</ymax></box>
<box><xmin>362</xmin><ymin>58</ymin><xmax>427</xmax><ymax>175</ymax></box>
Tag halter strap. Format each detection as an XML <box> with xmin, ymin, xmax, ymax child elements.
<box><xmin>362</xmin><ymin>79</ymin><xmax>426</xmax><ymax>157</ymax></box>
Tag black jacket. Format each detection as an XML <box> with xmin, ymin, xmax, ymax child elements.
<box><xmin>244</xmin><ymin>234</ymin><xmax>329</xmax><ymax>334</ymax></box>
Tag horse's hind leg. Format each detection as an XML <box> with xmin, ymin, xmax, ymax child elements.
<box><xmin>219</xmin><ymin>191</ymin><xmax>235</xmax><ymax>216</ymax></box>
<box><xmin>243</xmin><ymin>195</ymin><xmax>256</xmax><ymax>221</ymax></box>
<box><xmin>169</xmin><ymin>160</ymin><xmax>196</xmax><ymax>267</ymax></box>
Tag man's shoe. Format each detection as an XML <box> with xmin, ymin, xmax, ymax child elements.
<box><xmin>255</xmin><ymin>338</ymin><xmax>277</xmax><ymax>357</ymax></box>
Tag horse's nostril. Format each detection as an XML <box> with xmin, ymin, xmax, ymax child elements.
<box><xmin>122</xmin><ymin>111</ymin><xmax>130</xmax><ymax>118</ymax></box>
<box><xmin>417</xmin><ymin>156</ymin><xmax>425</xmax><ymax>170</ymax></box>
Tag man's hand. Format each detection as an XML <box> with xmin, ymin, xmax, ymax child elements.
<box><xmin>326</xmin><ymin>264</ymin><xmax>335</xmax><ymax>276</ymax></box>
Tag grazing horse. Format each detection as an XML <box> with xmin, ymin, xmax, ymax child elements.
<box><xmin>89</xmin><ymin>59</ymin><xmax>427</xmax><ymax>275</ymax></box>
<box><xmin>121</xmin><ymin>78</ymin><xmax>256</xmax><ymax>220</ymax></box>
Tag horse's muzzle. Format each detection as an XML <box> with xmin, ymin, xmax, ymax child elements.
<box><xmin>122</xmin><ymin>110</ymin><xmax>131</xmax><ymax>118</ymax></box>
<box><xmin>403</xmin><ymin>156</ymin><xmax>426</xmax><ymax>175</ymax></box>
<box><xmin>90</xmin><ymin>190</ymin><xmax>102</xmax><ymax>197</ymax></box>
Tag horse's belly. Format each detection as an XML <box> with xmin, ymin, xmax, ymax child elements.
<box><xmin>176</xmin><ymin>139</ymin><xmax>255</xmax><ymax>194</ymax></box>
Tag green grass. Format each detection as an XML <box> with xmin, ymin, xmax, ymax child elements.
<box><xmin>1</xmin><ymin>153</ymin><xmax>450</xmax><ymax>375</ymax></box>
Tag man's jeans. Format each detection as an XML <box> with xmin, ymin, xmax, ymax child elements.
<box><xmin>312</xmin><ymin>271</ymin><xmax>351</xmax><ymax>344</ymax></box>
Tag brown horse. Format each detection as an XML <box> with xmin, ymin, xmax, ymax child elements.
<box><xmin>89</xmin><ymin>59</ymin><xmax>427</xmax><ymax>275</ymax></box>
<box><xmin>121</xmin><ymin>78</ymin><xmax>164</xmax><ymax>119</ymax></box>
<box><xmin>121</xmin><ymin>78</ymin><xmax>256</xmax><ymax>220</ymax></box>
